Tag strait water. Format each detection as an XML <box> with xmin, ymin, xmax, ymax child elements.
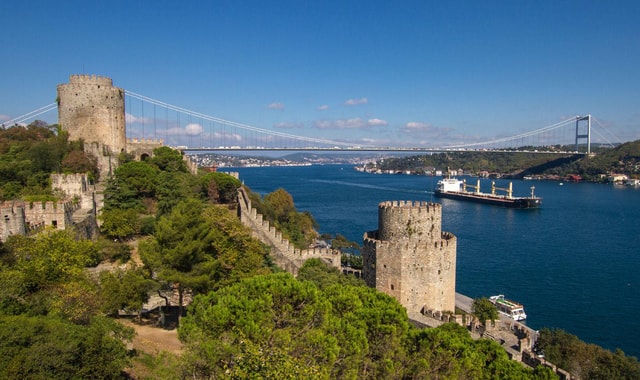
<box><xmin>233</xmin><ymin>164</ymin><xmax>640</xmax><ymax>357</ymax></box>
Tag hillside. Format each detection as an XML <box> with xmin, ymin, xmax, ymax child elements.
<box><xmin>375</xmin><ymin>140</ymin><xmax>640</xmax><ymax>180</ymax></box>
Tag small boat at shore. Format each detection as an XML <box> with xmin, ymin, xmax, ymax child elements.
<box><xmin>489</xmin><ymin>295</ymin><xmax>527</xmax><ymax>321</ymax></box>
<box><xmin>434</xmin><ymin>176</ymin><xmax>542</xmax><ymax>209</ymax></box>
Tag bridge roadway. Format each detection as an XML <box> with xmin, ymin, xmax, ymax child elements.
<box><xmin>179</xmin><ymin>146</ymin><xmax>584</xmax><ymax>155</ymax></box>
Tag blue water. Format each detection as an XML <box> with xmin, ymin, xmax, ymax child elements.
<box><xmin>233</xmin><ymin>164</ymin><xmax>640</xmax><ymax>357</ymax></box>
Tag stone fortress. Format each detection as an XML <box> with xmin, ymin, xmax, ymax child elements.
<box><xmin>2</xmin><ymin>74</ymin><xmax>189</xmax><ymax>243</ymax></box>
<box><xmin>362</xmin><ymin>200</ymin><xmax>457</xmax><ymax>314</ymax></box>
<box><xmin>2</xmin><ymin>74</ymin><xmax>570</xmax><ymax>377</ymax></box>
<box><xmin>1</xmin><ymin>173</ymin><xmax>98</xmax><ymax>242</ymax></box>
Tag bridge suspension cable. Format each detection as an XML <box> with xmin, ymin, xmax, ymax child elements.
<box><xmin>590</xmin><ymin>117</ymin><xmax>620</xmax><ymax>148</ymax></box>
<box><xmin>125</xmin><ymin>91</ymin><xmax>359</xmax><ymax>148</ymax></box>
<box><xmin>1</xmin><ymin>103</ymin><xmax>58</xmax><ymax>127</ymax></box>
<box><xmin>442</xmin><ymin>116</ymin><xmax>581</xmax><ymax>149</ymax></box>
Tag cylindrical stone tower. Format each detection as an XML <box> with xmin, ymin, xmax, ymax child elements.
<box><xmin>57</xmin><ymin>75</ymin><xmax>126</xmax><ymax>178</ymax></box>
<box><xmin>363</xmin><ymin>200</ymin><xmax>457</xmax><ymax>313</ymax></box>
<box><xmin>57</xmin><ymin>74</ymin><xmax>126</xmax><ymax>152</ymax></box>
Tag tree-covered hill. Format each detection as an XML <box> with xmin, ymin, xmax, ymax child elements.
<box><xmin>374</xmin><ymin>140</ymin><xmax>640</xmax><ymax>180</ymax></box>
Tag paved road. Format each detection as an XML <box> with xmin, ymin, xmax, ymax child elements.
<box><xmin>455</xmin><ymin>292</ymin><xmax>475</xmax><ymax>313</ymax></box>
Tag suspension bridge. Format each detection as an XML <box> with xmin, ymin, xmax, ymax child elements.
<box><xmin>3</xmin><ymin>89</ymin><xmax>620</xmax><ymax>155</ymax></box>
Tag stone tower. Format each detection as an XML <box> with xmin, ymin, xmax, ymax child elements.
<box><xmin>57</xmin><ymin>75</ymin><xmax>126</xmax><ymax>177</ymax></box>
<box><xmin>362</xmin><ymin>201</ymin><xmax>457</xmax><ymax>313</ymax></box>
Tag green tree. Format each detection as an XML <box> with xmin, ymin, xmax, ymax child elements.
<box><xmin>535</xmin><ymin>328</ymin><xmax>640</xmax><ymax>379</ymax></box>
<box><xmin>155</xmin><ymin>170</ymin><xmax>196</xmax><ymax>217</ymax></box>
<box><xmin>5</xmin><ymin>231</ymin><xmax>98</xmax><ymax>293</ymax></box>
<box><xmin>200</xmin><ymin>171</ymin><xmax>241</xmax><ymax>204</ymax></box>
<box><xmin>99</xmin><ymin>208</ymin><xmax>142</xmax><ymax>240</ymax></box>
<box><xmin>140</xmin><ymin>199</ymin><xmax>217</xmax><ymax>317</ymax></box>
<box><xmin>406</xmin><ymin>323</ymin><xmax>542</xmax><ymax>379</ymax></box>
<box><xmin>298</xmin><ymin>258</ymin><xmax>365</xmax><ymax>290</ymax></box>
<box><xmin>259</xmin><ymin>188</ymin><xmax>319</xmax><ymax>249</ymax></box>
<box><xmin>0</xmin><ymin>314</ymin><xmax>133</xmax><ymax>379</ymax></box>
<box><xmin>99</xmin><ymin>268</ymin><xmax>157</xmax><ymax>319</ymax></box>
<box><xmin>102</xmin><ymin>161</ymin><xmax>160</xmax><ymax>212</ymax></box>
<box><xmin>179</xmin><ymin>273</ymin><xmax>333</xmax><ymax>379</ymax></box>
<box><xmin>472</xmin><ymin>297</ymin><xmax>499</xmax><ymax>324</ymax></box>
<box><xmin>150</xmin><ymin>146</ymin><xmax>188</xmax><ymax>172</ymax></box>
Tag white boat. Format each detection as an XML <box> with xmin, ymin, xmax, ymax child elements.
<box><xmin>489</xmin><ymin>295</ymin><xmax>527</xmax><ymax>321</ymax></box>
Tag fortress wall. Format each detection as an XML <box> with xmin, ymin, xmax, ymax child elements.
<box><xmin>237</xmin><ymin>187</ymin><xmax>340</xmax><ymax>275</ymax></box>
<box><xmin>51</xmin><ymin>173</ymin><xmax>89</xmax><ymax>198</ymax></box>
<box><xmin>24</xmin><ymin>201</ymin><xmax>78</xmax><ymax>230</ymax></box>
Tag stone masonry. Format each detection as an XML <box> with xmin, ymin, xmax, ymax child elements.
<box><xmin>362</xmin><ymin>200</ymin><xmax>457</xmax><ymax>314</ymax></box>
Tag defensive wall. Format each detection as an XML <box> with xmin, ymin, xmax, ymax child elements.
<box><xmin>236</xmin><ymin>187</ymin><xmax>341</xmax><ymax>275</ymax></box>
<box><xmin>0</xmin><ymin>174</ymin><xmax>98</xmax><ymax>242</ymax></box>
<box><xmin>362</xmin><ymin>200</ymin><xmax>457</xmax><ymax>314</ymax></box>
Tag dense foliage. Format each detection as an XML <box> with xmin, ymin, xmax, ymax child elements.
<box><xmin>0</xmin><ymin>231</ymin><xmax>135</xmax><ymax>378</ymax></box>
<box><xmin>535</xmin><ymin>328</ymin><xmax>640</xmax><ymax>379</ymax></box>
<box><xmin>139</xmin><ymin>199</ymin><xmax>271</xmax><ymax>314</ymax></box>
<box><xmin>179</xmin><ymin>264</ymin><xmax>554</xmax><ymax>379</ymax></box>
<box><xmin>0</xmin><ymin>121</ymin><xmax>99</xmax><ymax>200</ymax></box>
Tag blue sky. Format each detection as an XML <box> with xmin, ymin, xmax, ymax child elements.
<box><xmin>1</xmin><ymin>1</ymin><xmax>639</xmax><ymax>148</ymax></box>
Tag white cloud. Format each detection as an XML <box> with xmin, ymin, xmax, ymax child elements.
<box><xmin>404</xmin><ymin>121</ymin><xmax>434</xmax><ymax>132</ymax></box>
<box><xmin>317</xmin><ymin>105</ymin><xmax>329</xmax><ymax>111</ymax></box>
<box><xmin>0</xmin><ymin>114</ymin><xmax>10</xmax><ymax>122</ymax></box>
<box><xmin>314</xmin><ymin>118</ymin><xmax>387</xmax><ymax>130</ymax></box>
<box><xmin>274</xmin><ymin>122</ymin><xmax>304</xmax><ymax>129</ymax></box>
<box><xmin>185</xmin><ymin>123</ymin><xmax>204</xmax><ymax>135</ymax></box>
<box><xmin>344</xmin><ymin>97</ymin><xmax>368</xmax><ymax>106</ymax></box>
<box><xmin>314</xmin><ymin>118</ymin><xmax>365</xmax><ymax>129</ymax></box>
<box><xmin>267</xmin><ymin>102</ymin><xmax>285</xmax><ymax>110</ymax></box>
<box><xmin>368</xmin><ymin>118</ymin><xmax>388</xmax><ymax>126</ymax></box>
<box><xmin>125</xmin><ymin>113</ymin><xmax>152</xmax><ymax>124</ymax></box>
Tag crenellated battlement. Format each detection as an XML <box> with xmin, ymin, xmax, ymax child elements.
<box><xmin>237</xmin><ymin>187</ymin><xmax>340</xmax><ymax>275</ymax></box>
<box><xmin>69</xmin><ymin>74</ymin><xmax>113</xmax><ymax>86</ymax></box>
<box><xmin>378</xmin><ymin>200</ymin><xmax>441</xmax><ymax>211</ymax></box>
<box><xmin>377</xmin><ymin>200</ymin><xmax>443</xmax><ymax>242</ymax></box>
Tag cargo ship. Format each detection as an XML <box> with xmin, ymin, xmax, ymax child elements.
<box><xmin>434</xmin><ymin>176</ymin><xmax>542</xmax><ymax>209</ymax></box>
<box><xmin>489</xmin><ymin>295</ymin><xmax>527</xmax><ymax>321</ymax></box>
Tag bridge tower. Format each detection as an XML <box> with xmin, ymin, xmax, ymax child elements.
<box><xmin>362</xmin><ymin>201</ymin><xmax>457</xmax><ymax>314</ymax></box>
<box><xmin>575</xmin><ymin>115</ymin><xmax>591</xmax><ymax>154</ymax></box>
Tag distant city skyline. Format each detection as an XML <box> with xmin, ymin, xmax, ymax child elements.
<box><xmin>1</xmin><ymin>1</ymin><xmax>639</xmax><ymax>147</ymax></box>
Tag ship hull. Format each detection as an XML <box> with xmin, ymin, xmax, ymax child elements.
<box><xmin>434</xmin><ymin>190</ymin><xmax>542</xmax><ymax>209</ymax></box>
